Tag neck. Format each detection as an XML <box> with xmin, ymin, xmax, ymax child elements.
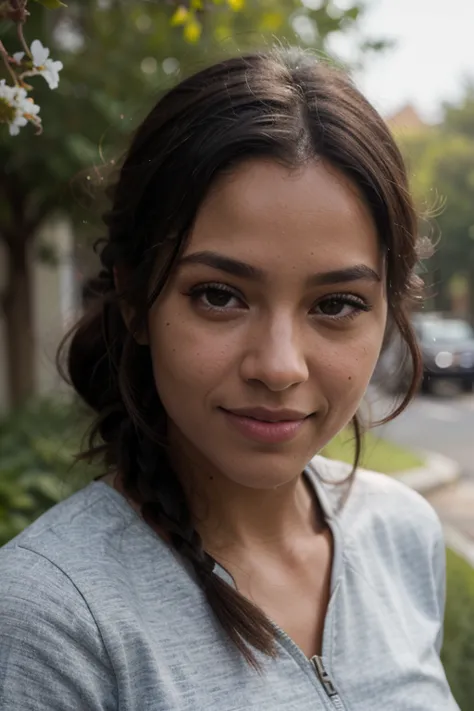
<box><xmin>168</xmin><ymin>437</ymin><xmax>324</xmax><ymax>558</ymax></box>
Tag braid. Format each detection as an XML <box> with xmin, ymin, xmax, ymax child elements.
<box><xmin>120</xmin><ymin>426</ymin><xmax>277</xmax><ymax>669</ymax></box>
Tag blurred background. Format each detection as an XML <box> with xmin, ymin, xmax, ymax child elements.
<box><xmin>1</xmin><ymin>1</ymin><xmax>474</xmax><ymax>707</ymax></box>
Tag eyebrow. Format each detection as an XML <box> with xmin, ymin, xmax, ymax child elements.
<box><xmin>178</xmin><ymin>251</ymin><xmax>381</xmax><ymax>286</ymax></box>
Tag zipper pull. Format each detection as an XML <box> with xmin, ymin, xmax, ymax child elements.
<box><xmin>312</xmin><ymin>655</ymin><xmax>338</xmax><ymax>698</ymax></box>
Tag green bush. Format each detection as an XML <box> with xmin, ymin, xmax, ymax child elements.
<box><xmin>442</xmin><ymin>549</ymin><xmax>474</xmax><ymax>710</ymax></box>
<box><xmin>0</xmin><ymin>398</ymin><xmax>97</xmax><ymax>546</ymax></box>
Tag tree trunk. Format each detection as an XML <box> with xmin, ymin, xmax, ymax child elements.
<box><xmin>3</xmin><ymin>237</ymin><xmax>35</xmax><ymax>408</ymax></box>
<box><xmin>469</xmin><ymin>249</ymin><xmax>474</xmax><ymax>327</ymax></box>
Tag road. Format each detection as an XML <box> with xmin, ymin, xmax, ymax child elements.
<box><xmin>366</xmin><ymin>385</ymin><xmax>474</xmax><ymax>540</ymax></box>
<box><xmin>367</xmin><ymin>386</ymin><xmax>474</xmax><ymax>477</ymax></box>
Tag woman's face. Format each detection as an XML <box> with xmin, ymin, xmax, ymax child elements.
<box><xmin>148</xmin><ymin>159</ymin><xmax>387</xmax><ymax>489</ymax></box>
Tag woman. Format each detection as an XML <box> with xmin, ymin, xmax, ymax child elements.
<box><xmin>0</xmin><ymin>49</ymin><xmax>459</xmax><ymax>710</ymax></box>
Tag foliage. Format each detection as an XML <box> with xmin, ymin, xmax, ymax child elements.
<box><xmin>0</xmin><ymin>0</ymin><xmax>64</xmax><ymax>136</ymax></box>
<box><xmin>443</xmin><ymin>84</ymin><xmax>474</xmax><ymax>141</ymax></box>
<box><xmin>0</xmin><ymin>0</ymin><xmax>373</xmax><ymax>222</ymax></box>
<box><xmin>0</xmin><ymin>397</ymin><xmax>96</xmax><ymax>545</ymax></box>
<box><xmin>394</xmin><ymin>94</ymin><xmax>474</xmax><ymax>318</ymax></box>
<box><xmin>0</xmin><ymin>0</ymin><xmax>381</xmax><ymax>407</ymax></box>
<box><xmin>400</xmin><ymin>129</ymin><xmax>474</xmax><ymax>267</ymax></box>
<box><xmin>442</xmin><ymin>548</ymin><xmax>474</xmax><ymax>710</ymax></box>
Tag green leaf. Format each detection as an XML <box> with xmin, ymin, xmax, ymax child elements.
<box><xmin>227</xmin><ymin>0</ymin><xmax>245</xmax><ymax>10</ymax></box>
<box><xmin>0</xmin><ymin>397</ymin><xmax>96</xmax><ymax>545</ymax></box>
<box><xmin>344</xmin><ymin>6</ymin><xmax>361</xmax><ymax>21</ymax></box>
<box><xmin>183</xmin><ymin>17</ymin><xmax>202</xmax><ymax>43</ymax></box>
<box><xmin>31</xmin><ymin>0</ymin><xmax>67</xmax><ymax>8</ymax></box>
<box><xmin>170</xmin><ymin>6</ymin><xmax>189</xmax><ymax>26</ymax></box>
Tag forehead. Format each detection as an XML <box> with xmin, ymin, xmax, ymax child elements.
<box><xmin>186</xmin><ymin>159</ymin><xmax>380</xmax><ymax>274</ymax></box>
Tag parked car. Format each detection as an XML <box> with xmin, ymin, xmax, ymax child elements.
<box><xmin>374</xmin><ymin>313</ymin><xmax>474</xmax><ymax>394</ymax></box>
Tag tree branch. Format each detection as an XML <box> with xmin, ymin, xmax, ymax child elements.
<box><xmin>17</xmin><ymin>20</ymin><xmax>32</xmax><ymax>59</ymax></box>
<box><xmin>1</xmin><ymin>172</ymin><xmax>26</xmax><ymax>228</ymax></box>
<box><xmin>24</xmin><ymin>196</ymin><xmax>58</xmax><ymax>235</ymax></box>
<box><xmin>0</xmin><ymin>227</ymin><xmax>14</xmax><ymax>249</ymax></box>
<box><xmin>0</xmin><ymin>39</ymin><xmax>20</xmax><ymax>85</ymax></box>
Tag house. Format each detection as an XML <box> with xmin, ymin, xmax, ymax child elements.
<box><xmin>0</xmin><ymin>217</ymin><xmax>78</xmax><ymax>412</ymax></box>
<box><xmin>385</xmin><ymin>104</ymin><xmax>430</xmax><ymax>137</ymax></box>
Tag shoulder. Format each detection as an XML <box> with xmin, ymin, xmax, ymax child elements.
<box><xmin>1</xmin><ymin>480</ymin><xmax>150</xmax><ymax>574</ymax></box>
<box><xmin>0</xmin><ymin>483</ymin><xmax>129</xmax><ymax>644</ymax></box>
<box><xmin>312</xmin><ymin>454</ymin><xmax>441</xmax><ymax>522</ymax></box>
<box><xmin>309</xmin><ymin>455</ymin><xmax>444</xmax><ymax>555</ymax></box>
<box><xmin>0</xmin><ymin>541</ymin><xmax>100</xmax><ymax>639</ymax></box>
<box><xmin>3</xmin><ymin>480</ymin><xmax>132</xmax><ymax>546</ymax></box>
<box><xmin>311</xmin><ymin>456</ymin><xmax>446</xmax><ymax>622</ymax></box>
<box><xmin>0</xmin><ymin>545</ymin><xmax>116</xmax><ymax>709</ymax></box>
<box><xmin>0</xmin><ymin>482</ymin><xmax>149</xmax><ymax>709</ymax></box>
<box><xmin>0</xmin><ymin>480</ymin><xmax>178</xmax><ymax>624</ymax></box>
<box><xmin>0</xmin><ymin>482</ymin><xmax>150</xmax><ymax>627</ymax></box>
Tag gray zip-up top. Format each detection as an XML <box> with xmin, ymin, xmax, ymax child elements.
<box><xmin>0</xmin><ymin>456</ymin><xmax>459</xmax><ymax>710</ymax></box>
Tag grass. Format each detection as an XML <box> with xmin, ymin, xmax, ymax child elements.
<box><xmin>323</xmin><ymin>432</ymin><xmax>474</xmax><ymax>709</ymax></box>
<box><xmin>322</xmin><ymin>428</ymin><xmax>424</xmax><ymax>474</ymax></box>
<box><xmin>442</xmin><ymin>549</ymin><xmax>474</xmax><ymax>710</ymax></box>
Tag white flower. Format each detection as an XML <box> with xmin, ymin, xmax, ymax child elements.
<box><xmin>9</xmin><ymin>114</ymin><xmax>28</xmax><ymax>136</ymax></box>
<box><xmin>0</xmin><ymin>80</ymin><xmax>41</xmax><ymax>136</ymax></box>
<box><xmin>13</xmin><ymin>51</ymin><xmax>25</xmax><ymax>64</ymax></box>
<box><xmin>30</xmin><ymin>39</ymin><xmax>63</xmax><ymax>90</ymax></box>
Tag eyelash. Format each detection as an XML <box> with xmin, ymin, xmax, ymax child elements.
<box><xmin>186</xmin><ymin>282</ymin><xmax>372</xmax><ymax>322</ymax></box>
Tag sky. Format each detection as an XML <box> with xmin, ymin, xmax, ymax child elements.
<box><xmin>330</xmin><ymin>0</ymin><xmax>474</xmax><ymax>121</ymax></box>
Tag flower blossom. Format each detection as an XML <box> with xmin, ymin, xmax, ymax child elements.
<box><xmin>14</xmin><ymin>39</ymin><xmax>63</xmax><ymax>90</ymax></box>
<box><xmin>0</xmin><ymin>80</ymin><xmax>41</xmax><ymax>136</ymax></box>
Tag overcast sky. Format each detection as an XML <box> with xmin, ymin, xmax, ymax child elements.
<box><xmin>331</xmin><ymin>0</ymin><xmax>474</xmax><ymax>121</ymax></box>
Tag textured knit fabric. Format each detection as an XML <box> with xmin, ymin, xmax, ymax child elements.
<box><xmin>0</xmin><ymin>456</ymin><xmax>459</xmax><ymax>711</ymax></box>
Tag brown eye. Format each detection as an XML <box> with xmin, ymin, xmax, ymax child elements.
<box><xmin>318</xmin><ymin>298</ymin><xmax>345</xmax><ymax>316</ymax></box>
<box><xmin>187</xmin><ymin>283</ymin><xmax>246</xmax><ymax>312</ymax></box>
<box><xmin>205</xmin><ymin>288</ymin><xmax>235</xmax><ymax>308</ymax></box>
<box><xmin>311</xmin><ymin>294</ymin><xmax>370</xmax><ymax>322</ymax></box>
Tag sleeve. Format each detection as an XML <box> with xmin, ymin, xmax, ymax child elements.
<box><xmin>430</xmin><ymin>516</ymin><xmax>447</xmax><ymax>656</ymax></box>
<box><xmin>0</xmin><ymin>545</ymin><xmax>116</xmax><ymax>711</ymax></box>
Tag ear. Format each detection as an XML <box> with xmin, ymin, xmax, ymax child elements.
<box><xmin>113</xmin><ymin>265</ymin><xmax>149</xmax><ymax>346</ymax></box>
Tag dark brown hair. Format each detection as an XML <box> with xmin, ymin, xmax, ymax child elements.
<box><xmin>60</xmin><ymin>48</ymin><xmax>422</xmax><ymax>669</ymax></box>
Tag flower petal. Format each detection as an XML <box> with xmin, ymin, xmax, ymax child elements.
<box><xmin>30</xmin><ymin>39</ymin><xmax>50</xmax><ymax>66</ymax></box>
<box><xmin>40</xmin><ymin>59</ymin><xmax>62</xmax><ymax>89</ymax></box>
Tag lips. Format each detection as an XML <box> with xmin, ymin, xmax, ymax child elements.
<box><xmin>220</xmin><ymin>407</ymin><xmax>312</xmax><ymax>444</ymax></box>
<box><xmin>223</xmin><ymin>407</ymin><xmax>311</xmax><ymax>422</ymax></box>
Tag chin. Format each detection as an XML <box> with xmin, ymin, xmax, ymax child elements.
<box><xmin>212</xmin><ymin>449</ymin><xmax>313</xmax><ymax>490</ymax></box>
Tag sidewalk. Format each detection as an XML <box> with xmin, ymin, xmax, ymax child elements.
<box><xmin>394</xmin><ymin>452</ymin><xmax>474</xmax><ymax>566</ymax></box>
<box><xmin>428</xmin><ymin>482</ymin><xmax>474</xmax><ymax>566</ymax></box>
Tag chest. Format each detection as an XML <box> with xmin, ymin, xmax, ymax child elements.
<box><xmin>224</xmin><ymin>527</ymin><xmax>333</xmax><ymax>659</ymax></box>
<box><xmin>88</xmin><ymin>507</ymin><xmax>456</xmax><ymax>711</ymax></box>
<box><xmin>98</xmin><ymin>565</ymin><xmax>454</xmax><ymax>711</ymax></box>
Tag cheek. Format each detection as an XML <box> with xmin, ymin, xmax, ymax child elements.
<box><xmin>147</xmin><ymin>305</ymin><xmax>238</xmax><ymax>402</ymax></box>
<box><xmin>315</xmin><ymin>326</ymin><xmax>385</xmax><ymax>399</ymax></box>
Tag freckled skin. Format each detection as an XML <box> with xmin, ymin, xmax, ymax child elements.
<box><xmin>148</xmin><ymin>159</ymin><xmax>387</xmax><ymax>491</ymax></box>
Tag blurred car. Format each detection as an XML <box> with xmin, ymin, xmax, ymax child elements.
<box><xmin>374</xmin><ymin>313</ymin><xmax>474</xmax><ymax>394</ymax></box>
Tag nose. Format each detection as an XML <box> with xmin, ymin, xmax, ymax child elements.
<box><xmin>240</xmin><ymin>316</ymin><xmax>309</xmax><ymax>391</ymax></box>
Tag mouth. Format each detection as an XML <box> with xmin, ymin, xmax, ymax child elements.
<box><xmin>220</xmin><ymin>407</ymin><xmax>313</xmax><ymax>444</ymax></box>
<box><xmin>223</xmin><ymin>407</ymin><xmax>312</xmax><ymax>422</ymax></box>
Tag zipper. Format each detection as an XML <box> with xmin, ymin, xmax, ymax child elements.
<box><xmin>270</xmin><ymin>620</ymin><xmax>346</xmax><ymax>708</ymax></box>
<box><xmin>311</xmin><ymin>655</ymin><xmax>346</xmax><ymax>710</ymax></box>
<box><xmin>311</xmin><ymin>655</ymin><xmax>338</xmax><ymax>698</ymax></box>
